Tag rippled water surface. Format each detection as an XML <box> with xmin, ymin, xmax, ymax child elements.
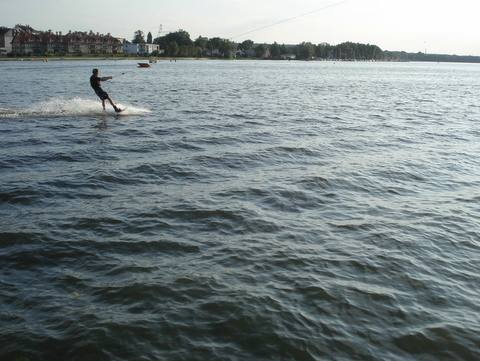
<box><xmin>1</xmin><ymin>59</ymin><xmax>480</xmax><ymax>360</ymax></box>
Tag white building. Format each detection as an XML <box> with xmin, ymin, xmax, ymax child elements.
<box><xmin>123</xmin><ymin>43</ymin><xmax>160</xmax><ymax>55</ymax></box>
<box><xmin>0</xmin><ymin>28</ymin><xmax>14</xmax><ymax>55</ymax></box>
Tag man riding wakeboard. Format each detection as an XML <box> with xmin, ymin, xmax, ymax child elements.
<box><xmin>90</xmin><ymin>68</ymin><xmax>122</xmax><ymax>112</ymax></box>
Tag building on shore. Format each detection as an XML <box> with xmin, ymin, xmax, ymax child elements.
<box><xmin>0</xmin><ymin>27</ymin><xmax>14</xmax><ymax>55</ymax></box>
<box><xmin>123</xmin><ymin>43</ymin><xmax>161</xmax><ymax>55</ymax></box>
<box><xmin>5</xmin><ymin>25</ymin><xmax>124</xmax><ymax>55</ymax></box>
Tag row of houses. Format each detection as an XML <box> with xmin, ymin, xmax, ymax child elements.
<box><xmin>0</xmin><ymin>25</ymin><xmax>160</xmax><ymax>56</ymax></box>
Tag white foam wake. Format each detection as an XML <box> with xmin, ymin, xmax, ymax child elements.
<box><xmin>0</xmin><ymin>97</ymin><xmax>151</xmax><ymax>118</ymax></box>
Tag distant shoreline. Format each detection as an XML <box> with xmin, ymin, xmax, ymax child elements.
<box><xmin>0</xmin><ymin>57</ymin><xmax>219</xmax><ymax>62</ymax></box>
<box><xmin>0</xmin><ymin>57</ymin><xmax>156</xmax><ymax>61</ymax></box>
<box><xmin>2</xmin><ymin>56</ymin><xmax>480</xmax><ymax>64</ymax></box>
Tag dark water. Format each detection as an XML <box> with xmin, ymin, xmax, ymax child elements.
<box><xmin>1</xmin><ymin>59</ymin><xmax>480</xmax><ymax>361</ymax></box>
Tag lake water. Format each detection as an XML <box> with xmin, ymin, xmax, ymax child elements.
<box><xmin>1</xmin><ymin>59</ymin><xmax>480</xmax><ymax>361</ymax></box>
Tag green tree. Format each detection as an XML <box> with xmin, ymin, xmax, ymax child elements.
<box><xmin>194</xmin><ymin>36</ymin><xmax>208</xmax><ymax>49</ymax></box>
<box><xmin>298</xmin><ymin>42</ymin><xmax>315</xmax><ymax>59</ymax></box>
<box><xmin>194</xmin><ymin>47</ymin><xmax>205</xmax><ymax>58</ymax></box>
<box><xmin>368</xmin><ymin>44</ymin><xmax>384</xmax><ymax>60</ymax></box>
<box><xmin>255</xmin><ymin>44</ymin><xmax>267</xmax><ymax>58</ymax></box>
<box><xmin>207</xmin><ymin>37</ymin><xmax>223</xmax><ymax>51</ymax></box>
<box><xmin>315</xmin><ymin>42</ymin><xmax>330</xmax><ymax>59</ymax></box>
<box><xmin>166</xmin><ymin>41</ymin><xmax>179</xmax><ymax>56</ymax></box>
<box><xmin>179</xmin><ymin>45</ymin><xmax>197</xmax><ymax>57</ymax></box>
<box><xmin>147</xmin><ymin>31</ymin><xmax>153</xmax><ymax>43</ymax></box>
<box><xmin>219</xmin><ymin>39</ymin><xmax>236</xmax><ymax>58</ymax></box>
<box><xmin>165</xmin><ymin>30</ymin><xmax>193</xmax><ymax>47</ymax></box>
<box><xmin>270</xmin><ymin>42</ymin><xmax>281</xmax><ymax>58</ymax></box>
<box><xmin>239</xmin><ymin>39</ymin><xmax>254</xmax><ymax>51</ymax></box>
<box><xmin>153</xmin><ymin>36</ymin><xmax>167</xmax><ymax>52</ymax></box>
<box><xmin>132</xmin><ymin>30</ymin><xmax>145</xmax><ymax>44</ymax></box>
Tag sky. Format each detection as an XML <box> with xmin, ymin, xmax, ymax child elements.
<box><xmin>2</xmin><ymin>0</ymin><xmax>480</xmax><ymax>56</ymax></box>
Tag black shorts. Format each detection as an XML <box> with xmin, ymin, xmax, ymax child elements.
<box><xmin>95</xmin><ymin>89</ymin><xmax>109</xmax><ymax>100</ymax></box>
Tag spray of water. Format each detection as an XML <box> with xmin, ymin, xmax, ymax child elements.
<box><xmin>0</xmin><ymin>97</ymin><xmax>151</xmax><ymax>118</ymax></box>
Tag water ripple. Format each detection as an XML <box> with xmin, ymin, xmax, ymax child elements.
<box><xmin>2</xmin><ymin>60</ymin><xmax>480</xmax><ymax>361</ymax></box>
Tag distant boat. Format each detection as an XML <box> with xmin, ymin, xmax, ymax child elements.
<box><xmin>137</xmin><ymin>63</ymin><xmax>151</xmax><ymax>68</ymax></box>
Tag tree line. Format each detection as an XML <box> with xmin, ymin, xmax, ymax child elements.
<box><xmin>131</xmin><ymin>29</ymin><xmax>385</xmax><ymax>60</ymax></box>
<box><xmin>383</xmin><ymin>50</ymin><xmax>480</xmax><ymax>63</ymax></box>
<box><xmin>132</xmin><ymin>29</ymin><xmax>480</xmax><ymax>63</ymax></box>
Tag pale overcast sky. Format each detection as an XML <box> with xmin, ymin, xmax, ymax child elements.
<box><xmin>2</xmin><ymin>0</ymin><xmax>480</xmax><ymax>55</ymax></box>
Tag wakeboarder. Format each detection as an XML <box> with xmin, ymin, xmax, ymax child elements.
<box><xmin>90</xmin><ymin>69</ymin><xmax>121</xmax><ymax>112</ymax></box>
